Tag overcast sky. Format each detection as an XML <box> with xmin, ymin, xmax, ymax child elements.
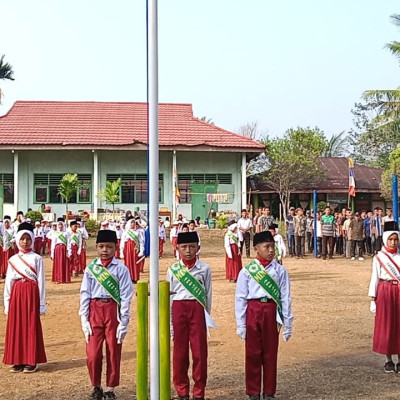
<box><xmin>1</xmin><ymin>0</ymin><xmax>399</xmax><ymax>139</ymax></box>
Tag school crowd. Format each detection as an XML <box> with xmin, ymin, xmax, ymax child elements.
<box><xmin>0</xmin><ymin>209</ymin><xmax>294</xmax><ymax>400</ymax></box>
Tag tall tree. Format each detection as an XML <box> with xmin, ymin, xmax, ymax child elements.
<box><xmin>58</xmin><ymin>173</ymin><xmax>78</xmax><ymax>222</ymax></box>
<box><xmin>0</xmin><ymin>54</ymin><xmax>15</xmax><ymax>103</ymax></box>
<box><xmin>98</xmin><ymin>178</ymin><xmax>121</xmax><ymax>219</ymax></box>
<box><xmin>321</xmin><ymin>131</ymin><xmax>349</xmax><ymax>157</ymax></box>
<box><xmin>262</xmin><ymin>127</ymin><xmax>326</xmax><ymax>220</ymax></box>
<box><xmin>350</xmin><ymin>14</ymin><xmax>400</xmax><ymax>168</ymax></box>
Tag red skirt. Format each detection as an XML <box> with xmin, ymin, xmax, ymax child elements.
<box><xmin>0</xmin><ymin>246</ymin><xmax>4</xmax><ymax>275</ymax></box>
<box><xmin>172</xmin><ymin>237</ymin><xmax>178</xmax><ymax>256</ymax></box>
<box><xmin>159</xmin><ymin>238</ymin><xmax>165</xmax><ymax>257</ymax></box>
<box><xmin>124</xmin><ymin>240</ymin><xmax>140</xmax><ymax>281</ymax></box>
<box><xmin>80</xmin><ymin>247</ymin><xmax>87</xmax><ymax>272</ymax></box>
<box><xmin>52</xmin><ymin>244</ymin><xmax>71</xmax><ymax>283</ymax></box>
<box><xmin>34</xmin><ymin>237</ymin><xmax>43</xmax><ymax>254</ymax></box>
<box><xmin>115</xmin><ymin>239</ymin><xmax>121</xmax><ymax>259</ymax></box>
<box><xmin>226</xmin><ymin>244</ymin><xmax>242</xmax><ymax>280</ymax></box>
<box><xmin>373</xmin><ymin>280</ymin><xmax>400</xmax><ymax>354</ymax></box>
<box><xmin>3</xmin><ymin>280</ymin><xmax>47</xmax><ymax>365</ymax></box>
<box><xmin>70</xmin><ymin>245</ymin><xmax>81</xmax><ymax>274</ymax></box>
<box><xmin>2</xmin><ymin>248</ymin><xmax>14</xmax><ymax>276</ymax></box>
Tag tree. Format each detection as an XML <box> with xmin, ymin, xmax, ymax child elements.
<box><xmin>237</xmin><ymin>121</ymin><xmax>260</xmax><ymax>140</ymax></box>
<box><xmin>98</xmin><ymin>178</ymin><xmax>121</xmax><ymax>218</ymax></box>
<box><xmin>350</xmin><ymin>14</ymin><xmax>400</xmax><ymax>168</ymax></box>
<box><xmin>58</xmin><ymin>173</ymin><xmax>78</xmax><ymax>221</ymax></box>
<box><xmin>380</xmin><ymin>148</ymin><xmax>400</xmax><ymax>200</ymax></box>
<box><xmin>0</xmin><ymin>54</ymin><xmax>15</xmax><ymax>103</ymax></box>
<box><xmin>261</xmin><ymin>127</ymin><xmax>326</xmax><ymax>221</ymax></box>
<box><xmin>200</xmin><ymin>116</ymin><xmax>214</xmax><ymax>125</ymax></box>
<box><xmin>321</xmin><ymin>131</ymin><xmax>350</xmax><ymax>157</ymax></box>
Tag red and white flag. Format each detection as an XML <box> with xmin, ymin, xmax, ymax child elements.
<box><xmin>348</xmin><ymin>158</ymin><xmax>356</xmax><ymax>197</ymax></box>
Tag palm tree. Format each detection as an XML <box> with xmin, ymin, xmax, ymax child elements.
<box><xmin>98</xmin><ymin>178</ymin><xmax>121</xmax><ymax>219</ymax></box>
<box><xmin>362</xmin><ymin>14</ymin><xmax>400</xmax><ymax>128</ymax></box>
<box><xmin>0</xmin><ymin>54</ymin><xmax>15</xmax><ymax>103</ymax></box>
<box><xmin>58</xmin><ymin>173</ymin><xmax>78</xmax><ymax>222</ymax></box>
<box><xmin>321</xmin><ymin>131</ymin><xmax>349</xmax><ymax>157</ymax></box>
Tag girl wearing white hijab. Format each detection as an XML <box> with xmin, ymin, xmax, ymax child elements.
<box><xmin>369</xmin><ymin>221</ymin><xmax>400</xmax><ymax>373</ymax></box>
<box><xmin>3</xmin><ymin>222</ymin><xmax>47</xmax><ymax>373</ymax></box>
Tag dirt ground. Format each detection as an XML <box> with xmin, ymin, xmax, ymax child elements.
<box><xmin>0</xmin><ymin>229</ymin><xmax>398</xmax><ymax>400</ymax></box>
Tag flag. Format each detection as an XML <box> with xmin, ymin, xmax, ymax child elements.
<box><xmin>348</xmin><ymin>158</ymin><xmax>356</xmax><ymax>197</ymax></box>
<box><xmin>174</xmin><ymin>166</ymin><xmax>180</xmax><ymax>203</ymax></box>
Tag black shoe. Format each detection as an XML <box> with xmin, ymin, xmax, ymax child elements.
<box><xmin>103</xmin><ymin>391</ymin><xmax>117</xmax><ymax>399</ymax></box>
<box><xmin>89</xmin><ymin>387</ymin><xmax>103</xmax><ymax>400</ymax></box>
<box><xmin>23</xmin><ymin>364</ymin><xmax>37</xmax><ymax>373</ymax></box>
<box><xmin>248</xmin><ymin>396</ymin><xmax>260</xmax><ymax>400</ymax></box>
<box><xmin>384</xmin><ymin>361</ymin><xmax>396</xmax><ymax>373</ymax></box>
<box><xmin>263</xmin><ymin>395</ymin><xmax>277</xmax><ymax>400</ymax></box>
<box><xmin>193</xmin><ymin>398</ymin><xmax>205</xmax><ymax>400</ymax></box>
<box><xmin>177</xmin><ymin>396</ymin><xmax>189</xmax><ymax>400</ymax></box>
<box><xmin>10</xmin><ymin>364</ymin><xmax>24</xmax><ymax>373</ymax></box>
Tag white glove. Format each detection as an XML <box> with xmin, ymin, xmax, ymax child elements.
<box><xmin>78</xmin><ymin>250</ymin><xmax>81</xmax><ymax>256</ymax></box>
<box><xmin>236</xmin><ymin>326</ymin><xmax>246</xmax><ymax>341</ymax></box>
<box><xmin>116</xmin><ymin>324</ymin><xmax>128</xmax><ymax>344</ymax></box>
<box><xmin>81</xmin><ymin>318</ymin><xmax>93</xmax><ymax>344</ymax></box>
<box><xmin>170</xmin><ymin>326</ymin><xmax>174</xmax><ymax>341</ymax></box>
<box><xmin>138</xmin><ymin>252</ymin><xmax>144</xmax><ymax>258</ymax></box>
<box><xmin>283</xmin><ymin>327</ymin><xmax>292</xmax><ymax>342</ymax></box>
<box><xmin>40</xmin><ymin>305</ymin><xmax>47</xmax><ymax>315</ymax></box>
<box><xmin>370</xmin><ymin>300</ymin><xmax>376</xmax><ymax>314</ymax></box>
<box><xmin>68</xmin><ymin>252</ymin><xmax>72</xmax><ymax>258</ymax></box>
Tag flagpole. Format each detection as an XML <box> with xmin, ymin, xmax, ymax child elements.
<box><xmin>148</xmin><ymin>0</ymin><xmax>160</xmax><ymax>398</ymax></box>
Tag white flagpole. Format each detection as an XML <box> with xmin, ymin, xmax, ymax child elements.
<box><xmin>148</xmin><ymin>0</ymin><xmax>159</xmax><ymax>398</ymax></box>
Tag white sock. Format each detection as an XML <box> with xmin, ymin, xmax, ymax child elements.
<box><xmin>385</xmin><ymin>355</ymin><xmax>392</xmax><ymax>363</ymax></box>
<box><xmin>106</xmin><ymin>387</ymin><xmax>114</xmax><ymax>392</ymax></box>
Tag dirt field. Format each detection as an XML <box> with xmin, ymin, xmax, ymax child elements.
<box><xmin>0</xmin><ymin>229</ymin><xmax>398</xmax><ymax>400</ymax></box>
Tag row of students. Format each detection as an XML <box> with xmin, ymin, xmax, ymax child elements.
<box><xmin>168</xmin><ymin>230</ymin><xmax>293</xmax><ymax>400</ymax></box>
<box><xmin>3</xmin><ymin>223</ymin><xmax>292</xmax><ymax>400</ymax></box>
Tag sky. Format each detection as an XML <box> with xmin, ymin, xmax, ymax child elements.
<box><xmin>1</xmin><ymin>0</ymin><xmax>400</xmax><ymax>139</ymax></box>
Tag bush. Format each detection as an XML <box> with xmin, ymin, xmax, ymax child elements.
<box><xmin>317</xmin><ymin>201</ymin><xmax>327</xmax><ymax>212</ymax></box>
<box><xmin>217</xmin><ymin>214</ymin><xmax>228</xmax><ymax>229</ymax></box>
<box><xmin>25</xmin><ymin>210</ymin><xmax>43</xmax><ymax>223</ymax></box>
<box><xmin>85</xmin><ymin>218</ymin><xmax>99</xmax><ymax>234</ymax></box>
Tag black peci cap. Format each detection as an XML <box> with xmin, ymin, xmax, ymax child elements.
<box><xmin>177</xmin><ymin>231</ymin><xmax>199</xmax><ymax>244</ymax></box>
<box><xmin>253</xmin><ymin>231</ymin><xmax>274</xmax><ymax>246</ymax></box>
<box><xmin>384</xmin><ymin>221</ymin><xmax>399</xmax><ymax>232</ymax></box>
<box><xmin>96</xmin><ymin>229</ymin><xmax>118</xmax><ymax>244</ymax></box>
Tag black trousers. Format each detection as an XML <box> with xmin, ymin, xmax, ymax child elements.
<box><xmin>240</xmin><ymin>232</ymin><xmax>251</xmax><ymax>257</ymax></box>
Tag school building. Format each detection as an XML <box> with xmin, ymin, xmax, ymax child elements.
<box><xmin>249</xmin><ymin>157</ymin><xmax>385</xmax><ymax>217</ymax></box>
<box><xmin>0</xmin><ymin>101</ymin><xmax>264</xmax><ymax>221</ymax></box>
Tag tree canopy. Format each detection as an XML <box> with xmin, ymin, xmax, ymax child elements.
<box><xmin>260</xmin><ymin>127</ymin><xmax>326</xmax><ymax>219</ymax></box>
<box><xmin>349</xmin><ymin>14</ymin><xmax>400</xmax><ymax>169</ymax></box>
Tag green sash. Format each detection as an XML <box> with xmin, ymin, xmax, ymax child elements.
<box><xmin>274</xmin><ymin>244</ymin><xmax>281</xmax><ymax>261</ymax></box>
<box><xmin>87</xmin><ymin>258</ymin><xmax>121</xmax><ymax>305</ymax></box>
<box><xmin>127</xmin><ymin>229</ymin><xmax>139</xmax><ymax>248</ymax></box>
<box><xmin>71</xmin><ymin>233</ymin><xmax>79</xmax><ymax>245</ymax></box>
<box><xmin>245</xmin><ymin>259</ymin><xmax>284</xmax><ymax>324</ymax></box>
<box><xmin>228</xmin><ymin>232</ymin><xmax>238</xmax><ymax>244</ymax></box>
<box><xmin>58</xmin><ymin>232</ymin><xmax>67</xmax><ymax>245</ymax></box>
<box><xmin>170</xmin><ymin>261</ymin><xmax>207</xmax><ymax>309</ymax></box>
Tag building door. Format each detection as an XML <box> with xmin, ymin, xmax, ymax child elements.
<box><xmin>190</xmin><ymin>183</ymin><xmax>218</xmax><ymax>221</ymax></box>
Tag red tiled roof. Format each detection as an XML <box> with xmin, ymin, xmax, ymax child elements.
<box><xmin>0</xmin><ymin>101</ymin><xmax>265</xmax><ymax>151</ymax></box>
